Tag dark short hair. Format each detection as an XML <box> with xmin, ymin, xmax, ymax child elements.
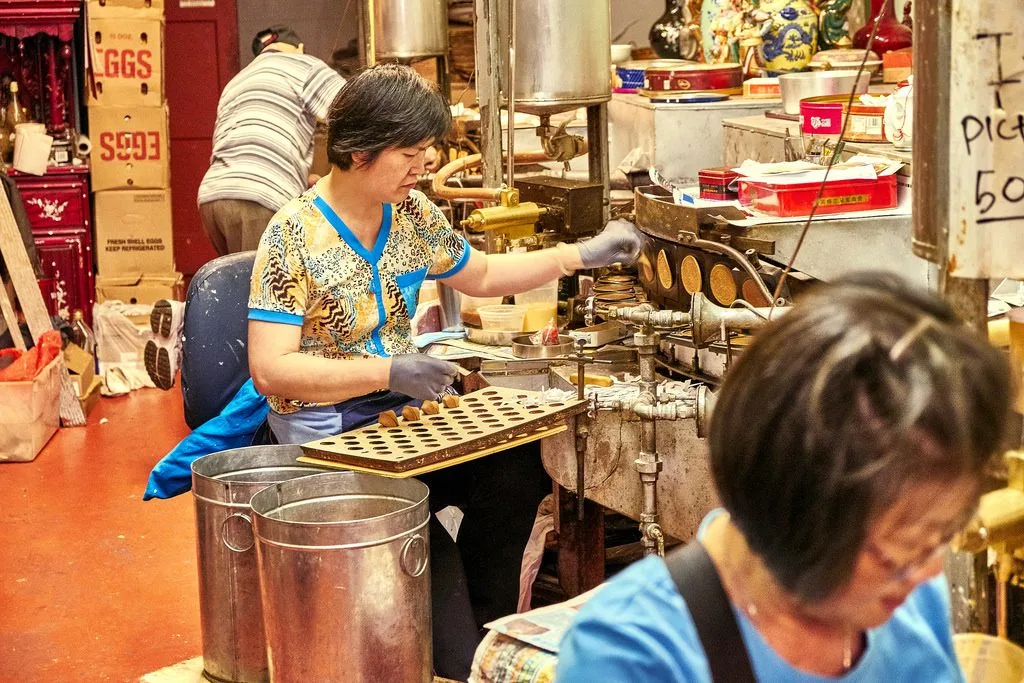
<box><xmin>709</xmin><ymin>272</ymin><xmax>1011</xmax><ymax>601</ymax></box>
<box><xmin>326</xmin><ymin>63</ymin><xmax>451</xmax><ymax>171</ymax></box>
<box><xmin>252</xmin><ymin>26</ymin><xmax>302</xmax><ymax>56</ymax></box>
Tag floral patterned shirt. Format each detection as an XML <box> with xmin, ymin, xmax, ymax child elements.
<box><xmin>248</xmin><ymin>188</ymin><xmax>470</xmax><ymax>414</ymax></box>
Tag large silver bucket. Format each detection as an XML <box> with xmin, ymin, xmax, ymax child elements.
<box><xmin>250</xmin><ymin>472</ymin><xmax>432</xmax><ymax>683</ymax></box>
<box><xmin>191</xmin><ymin>445</ymin><xmax>332</xmax><ymax>683</ymax></box>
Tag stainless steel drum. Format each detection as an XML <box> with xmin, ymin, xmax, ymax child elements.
<box><xmin>374</xmin><ymin>0</ymin><xmax>448</xmax><ymax>59</ymax></box>
<box><xmin>192</xmin><ymin>445</ymin><xmax>333</xmax><ymax>683</ymax></box>
<box><xmin>512</xmin><ymin>0</ymin><xmax>612</xmax><ymax>113</ymax></box>
<box><xmin>250</xmin><ymin>472</ymin><xmax>431</xmax><ymax>683</ymax></box>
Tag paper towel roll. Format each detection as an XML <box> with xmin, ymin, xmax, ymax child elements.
<box><xmin>75</xmin><ymin>134</ymin><xmax>92</xmax><ymax>158</ymax></box>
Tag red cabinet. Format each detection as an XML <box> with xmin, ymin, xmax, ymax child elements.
<box><xmin>0</xmin><ymin>1</ymin><xmax>93</xmax><ymax>326</ymax></box>
<box><xmin>11</xmin><ymin>165</ymin><xmax>94</xmax><ymax>324</ymax></box>
<box><xmin>34</xmin><ymin>227</ymin><xmax>92</xmax><ymax>325</ymax></box>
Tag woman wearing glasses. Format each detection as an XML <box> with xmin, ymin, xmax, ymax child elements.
<box><xmin>558</xmin><ymin>272</ymin><xmax>1010</xmax><ymax>682</ymax></box>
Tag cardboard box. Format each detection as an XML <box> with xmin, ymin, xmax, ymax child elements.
<box><xmin>0</xmin><ymin>356</ymin><xmax>61</xmax><ymax>462</ymax></box>
<box><xmin>95</xmin><ymin>272</ymin><xmax>183</xmax><ymax>306</ymax></box>
<box><xmin>88</xmin><ymin>105</ymin><xmax>169</xmax><ymax>191</ymax></box>
<box><xmin>88</xmin><ymin>0</ymin><xmax>165</xmax><ymax>16</ymax></box>
<box><xmin>64</xmin><ymin>343</ymin><xmax>96</xmax><ymax>399</ymax></box>
<box><xmin>94</xmin><ymin>189</ymin><xmax>174</xmax><ymax>274</ymax></box>
<box><xmin>88</xmin><ymin>15</ymin><xmax>164</xmax><ymax>107</ymax></box>
<box><xmin>79</xmin><ymin>376</ymin><xmax>103</xmax><ymax>417</ymax></box>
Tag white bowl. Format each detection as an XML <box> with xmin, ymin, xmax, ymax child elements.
<box><xmin>611</xmin><ymin>44</ymin><xmax>633</xmax><ymax>65</ymax></box>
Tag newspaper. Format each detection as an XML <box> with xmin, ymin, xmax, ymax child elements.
<box><xmin>482</xmin><ymin>586</ymin><xmax>603</xmax><ymax>654</ymax></box>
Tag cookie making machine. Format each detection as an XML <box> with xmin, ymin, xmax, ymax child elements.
<box><xmin>431</xmin><ymin>0</ymin><xmax>611</xmax><ymax>251</ymax></box>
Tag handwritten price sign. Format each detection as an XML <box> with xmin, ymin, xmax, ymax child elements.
<box><xmin>948</xmin><ymin>2</ymin><xmax>1024</xmax><ymax>276</ymax></box>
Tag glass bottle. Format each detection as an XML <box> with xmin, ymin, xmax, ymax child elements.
<box><xmin>70</xmin><ymin>309</ymin><xmax>95</xmax><ymax>355</ymax></box>
<box><xmin>3</xmin><ymin>81</ymin><xmax>27</xmax><ymax>162</ymax></box>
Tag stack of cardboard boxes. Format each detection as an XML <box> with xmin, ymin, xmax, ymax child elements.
<box><xmin>86</xmin><ymin>0</ymin><xmax>182</xmax><ymax>305</ymax></box>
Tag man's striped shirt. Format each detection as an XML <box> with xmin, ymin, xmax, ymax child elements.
<box><xmin>198</xmin><ymin>51</ymin><xmax>345</xmax><ymax>212</ymax></box>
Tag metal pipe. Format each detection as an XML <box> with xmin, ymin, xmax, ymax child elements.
<box><xmin>431</xmin><ymin>150</ymin><xmax>553</xmax><ymax>201</ymax></box>
<box><xmin>475</xmin><ymin>0</ymin><xmax>503</xmax><ymax>192</ymax></box>
<box><xmin>365</xmin><ymin>0</ymin><xmax>376</xmax><ymax>67</ymax></box>
<box><xmin>998</xmin><ymin>578</ymin><xmax>1008</xmax><ymax>639</ymax></box>
<box><xmin>605</xmin><ymin>304</ymin><xmax>691</xmax><ymax>329</ymax></box>
<box><xmin>506</xmin><ymin>0</ymin><xmax>517</xmax><ymax>190</ymax></box>
<box><xmin>633</xmin><ymin>400</ymin><xmax>695</xmax><ymax>421</ymax></box>
<box><xmin>587</xmin><ymin>103</ymin><xmax>611</xmax><ymax>224</ymax></box>
<box><xmin>574</xmin><ymin>339</ymin><xmax>589</xmax><ymax>521</ymax></box>
<box><xmin>634</xmin><ymin>327</ymin><xmax>663</xmax><ymax>557</ymax></box>
<box><xmin>602</xmin><ymin>398</ymin><xmax>696</xmax><ymax>421</ymax></box>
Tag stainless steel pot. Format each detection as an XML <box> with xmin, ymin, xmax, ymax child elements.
<box><xmin>191</xmin><ymin>445</ymin><xmax>332</xmax><ymax>683</ymax></box>
<box><xmin>251</xmin><ymin>472</ymin><xmax>432</xmax><ymax>683</ymax></box>
<box><xmin>374</xmin><ymin>0</ymin><xmax>448</xmax><ymax>59</ymax></box>
<box><xmin>778</xmin><ymin>70</ymin><xmax>871</xmax><ymax>115</ymax></box>
<box><xmin>510</xmin><ymin>0</ymin><xmax>612</xmax><ymax>114</ymax></box>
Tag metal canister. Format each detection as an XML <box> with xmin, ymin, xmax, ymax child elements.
<box><xmin>374</xmin><ymin>0</ymin><xmax>448</xmax><ymax>59</ymax></box>
<box><xmin>191</xmin><ymin>445</ymin><xmax>333</xmax><ymax>683</ymax></box>
<box><xmin>511</xmin><ymin>0</ymin><xmax>611</xmax><ymax>114</ymax></box>
<box><xmin>250</xmin><ymin>472</ymin><xmax>432</xmax><ymax>683</ymax></box>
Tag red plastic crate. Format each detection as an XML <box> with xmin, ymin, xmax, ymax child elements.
<box><xmin>737</xmin><ymin>174</ymin><xmax>898</xmax><ymax>218</ymax></box>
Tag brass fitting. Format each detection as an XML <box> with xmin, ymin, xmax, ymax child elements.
<box><xmin>460</xmin><ymin>188</ymin><xmax>548</xmax><ymax>237</ymax></box>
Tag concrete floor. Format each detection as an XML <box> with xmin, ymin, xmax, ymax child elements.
<box><xmin>0</xmin><ymin>387</ymin><xmax>200</xmax><ymax>682</ymax></box>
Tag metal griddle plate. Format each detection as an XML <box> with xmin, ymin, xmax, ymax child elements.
<box><xmin>300</xmin><ymin>386</ymin><xmax>589</xmax><ymax>474</ymax></box>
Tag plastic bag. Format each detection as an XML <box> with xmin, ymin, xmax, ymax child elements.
<box><xmin>0</xmin><ymin>329</ymin><xmax>61</xmax><ymax>381</ymax></box>
<box><xmin>529</xmin><ymin>318</ymin><xmax>560</xmax><ymax>346</ymax></box>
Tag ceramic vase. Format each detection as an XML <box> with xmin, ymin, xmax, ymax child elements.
<box><xmin>853</xmin><ymin>0</ymin><xmax>912</xmax><ymax>56</ymax></box>
<box><xmin>650</xmin><ymin>0</ymin><xmax>701</xmax><ymax>61</ymax></box>
<box><xmin>758</xmin><ymin>0</ymin><xmax>819</xmax><ymax>74</ymax></box>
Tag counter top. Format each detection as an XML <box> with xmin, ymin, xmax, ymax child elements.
<box><xmin>722</xmin><ymin>114</ymin><xmax>913</xmax><ymax>167</ymax></box>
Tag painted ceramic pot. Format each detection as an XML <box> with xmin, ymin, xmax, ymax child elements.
<box><xmin>650</xmin><ymin>0</ymin><xmax>702</xmax><ymax>61</ymax></box>
<box><xmin>759</xmin><ymin>0</ymin><xmax>819</xmax><ymax>74</ymax></box>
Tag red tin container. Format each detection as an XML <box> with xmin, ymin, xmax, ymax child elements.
<box><xmin>643</xmin><ymin>62</ymin><xmax>743</xmax><ymax>95</ymax></box>
<box><xmin>737</xmin><ymin>174</ymin><xmax>898</xmax><ymax>217</ymax></box>
<box><xmin>800</xmin><ymin>95</ymin><xmax>888</xmax><ymax>143</ymax></box>
<box><xmin>698</xmin><ymin>167</ymin><xmax>740</xmax><ymax>201</ymax></box>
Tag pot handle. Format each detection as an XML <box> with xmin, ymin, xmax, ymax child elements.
<box><xmin>221</xmin><ymin>512</ymin><xmax>254</xmax><ymax>553</ymax></box>
<box><xmin>400</xmin><ymin>534</ymin><xmax>428</xmax><ymax>578</ymax></box>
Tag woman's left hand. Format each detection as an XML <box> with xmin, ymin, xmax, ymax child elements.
<box><xmin>577</xmin><ymin>219</ymin><xmax>646</xmax><ymax>269</ymax></box>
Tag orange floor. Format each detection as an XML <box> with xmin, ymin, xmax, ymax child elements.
<box><xmin>0</xmin><ymin>387</ymin><xmax>199</xmax><ymax>682</ymax></box>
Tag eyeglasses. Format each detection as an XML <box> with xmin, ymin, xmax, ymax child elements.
<box><xmin>863</xmin><ymin>532</ymin><xmax>955</xmax><ymax>583</ymax></box>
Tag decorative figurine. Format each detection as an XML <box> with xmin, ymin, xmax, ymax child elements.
<box><xmin>702</xmin><ymin>0</ymin><xmax>770</xmax><ymax>65</ymax></box>
<box><xmin>817</xmin><ymin>0</ymin><xmax>853</xmax><ymax>51</ymax></box>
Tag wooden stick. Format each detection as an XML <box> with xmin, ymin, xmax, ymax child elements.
<box><xmin>0</xmin><ymin>281</ymin><xmax>25</xmax><ymax>350</ymax></box>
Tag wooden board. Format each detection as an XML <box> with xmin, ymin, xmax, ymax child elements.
<box><xmin>300</xmin><ymin>387</ymin><xmax>588</xmax><ymax>474</ymax></box>
<box><xmin>944</xmin><ymin>0</ymin><xmax>1024</xmax><ymax>277</ymax></box>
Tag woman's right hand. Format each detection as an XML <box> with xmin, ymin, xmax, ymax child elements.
<box><xmin>389</xmin><ymin>354</ymin><xmax>460</xmax><ymax>400</ymax></box>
